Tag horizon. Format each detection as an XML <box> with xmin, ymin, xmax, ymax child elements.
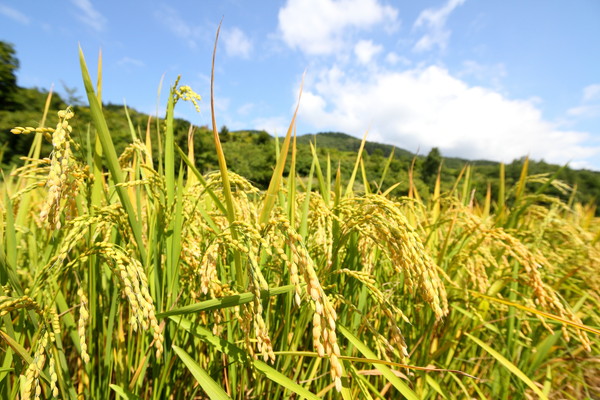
<box><xmin>2</xmin><ymin>0</ymin><xmax>599</xmax><ymax>170</ymax></box>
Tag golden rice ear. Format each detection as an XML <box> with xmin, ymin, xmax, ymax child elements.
<box><xmin>77</xmin><ymin>288</ymin><xmax>90</xmax><ymax>364</ymax></box>
<box><xmin>37</xmin><ymin>108</ymin><xmax>82</xmax><ymax>230</ymax></box>
<box><xmin>336</xmin><ymin>194</ymin><xmax>449</xmax><ymax>319</ymax></box>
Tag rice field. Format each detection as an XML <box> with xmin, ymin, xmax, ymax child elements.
<box><xmin>0</xmin><ymin>45</ymin><xmax>599</xmax><ymax>400</ymax></box>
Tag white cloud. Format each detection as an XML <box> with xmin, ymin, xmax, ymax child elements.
<box><xmin>354</xmin><ymin>40</ymin><xmax>383</xmax><ymax>64</ymax></box>
<box><xmin>413</xmin><ymin>0</ymin><xmax>465</xmax><ymax>52</ymax></box>
<box><xmin>70</xmin><ymin>0</ymin><xmax>106</xmax><ymax>32</ymax></box>
<box><xmin>223</xmin><ymin>27</ymin><xmax>253</xmax><ymax>58</ymax></box>
<box><xmin>278</xmin><ymin>0</ymin><xmax>399</xmax><ymax>55</ymax></box>
<box><xmin>583</xmin><ymin>84</ymin><xmax>600</xmax><ymax>102</ymax></box>
<box><xmin>298</xmin><ymin>65</ymin><xmax>599</xmax><ymax>166</ymax></box>
<box><xmin>0</xmin><ymin>4</ymin><xmax>30</xmax><ymax>25</ymax></box>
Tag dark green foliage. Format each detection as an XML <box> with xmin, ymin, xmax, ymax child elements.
<box><xmin>422</xmin><ymin>147</ymin><xmax>442</xmax><ymax>184</ymax></box>
<box><xmin>219</xmin><ymin>125</ymin><xmax>231</xmax><ymax>142</ymax></box>
<box><xmin>0</xmin><ymin>41</ymin><xmax>19</xmax><ymax>110</ymax></box>
<box><xmin>297</xmin><ymin>131</ymin><xmax>413</xmax><ymax>158</ymax></box>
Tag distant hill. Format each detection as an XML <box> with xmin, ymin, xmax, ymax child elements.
<box><xmin>297</xmin><ymin>132</ymin><xmax>413</xmax><ymax>159</ymax></box>
<box><xmin>296</xmin><ymin>131</ymin><xmax>600</xmax><ymax>208</ymax></box>
<box><xmin>2</xmin><ymin>85</ymin><xmax>600</xmax><ymax>210</ymax></box>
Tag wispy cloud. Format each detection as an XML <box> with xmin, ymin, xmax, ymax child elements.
<box><xmin>278</xmin><ymin>0</ymin><xmax>399</xmax><ymax>56</ymax></box>
<box><xmin>155</xmin><ymin>5</ymin><xmax>203</xmax><ymax>48</ymax></box>
<box><xmin>117</xmin><ymin>57</ymin><xmax>145</xmax><ymax>68</ymax></box>
<box><xmin>237</xmin><ymin>102</ymin><xmax>255</xmax><ymax>116</ymax></box>
<box><xmin>583</xmin><ymin>84</ymin><xmax>600</xmax><ymax>103</ymax></box>
<box><xmin>70</xmin><ymin>0</ymin><xmax>106</xmax><ymax>32</ymax></box>
<box><xmin>567</xmin><ymin>83</ymin><xmax>600</xmax><ymax>119</ymax></box>
<box><xmin>0</xmin><ymin>4</ymin><xmax>30</xmax><ymax>25</ymax></box>
<box><xmin>413</xmin><ymin>0</ymin><xmax>466</xmax><ymax>53</ymax></box>
<box><xmin>458</xmin><ymin>60</ymin><xmax>506</xmax><ymax>90</ymax></box>
<box><xmin>223</xmin><ymin>27</ymin><xmax>253</xmax><ymax>58</ymax></box>
<box><xmin>567</xmin><ymin>104</ymin><xmax>600</xmax><ymax>119</ymax></box>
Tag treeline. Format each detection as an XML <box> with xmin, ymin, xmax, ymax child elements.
<box><xmin>1</xmin><ymin>38</ymin><xmax>599</xmax><ymax>210</ymax></box>
<box><xmin>2</xmin><ymin>90</ymin><xmax>600</xmax><ymax>212</ymax></box>
<box><xmin>297</xmin><ymin>132</ymin><xmax>600</xmax><ymax>208</ymax></box>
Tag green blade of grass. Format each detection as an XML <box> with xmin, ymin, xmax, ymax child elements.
<box><xmin>299</xmin><ymin>159</ymin><xmax>316</xmax><ymax>239</ymax></box>
<box><xmin>173</xmin><ymin>346</ymin><xmax>232</xmax><ymax>400</ymax></box>
<box><xmin>259</xmin><ymin>74</ymin><xmax>304</xmax><ymax>226</ymax></box>
<box><xmin>360</xmin><ymin>158</ymin><xmax>371</xmax><ymax>194</ymax></box>
<box><xmin>309</xmin><ymin>142</ymin><xmax>329</xmax><ymax>205</ymax></box>
<box><xmin>171</xmin><ymin>316</ymin><xmax>321</xmax><ymax>400</ymax></box>
<box><xmin>123</xmin><ymin>102</ymin><xmax>138</xmax><ymax>142</ymax></box>
<box><xmin>465</xmin><ymin>333</ymin><xmax>548</xmax><ymax>400</ymax></box>
<box><xmin>3</xmin><ymin>192</ymin><xmax>16</xmax><ymax>273</ymax></box>
<box><xmin>286</xmin><ymin>129</ymin><xmax>298</xmax><ymax>222</ymax></box>
<box><xmin>175</xmin><ymin>144</ymin><xmax>227</xmax><ymax>218</ymax></box>
<box><xmin>344</xmin><ymin>130</ymin><xmax>369</xmax><ymax>198</ymax></box>
<box><xmin>498</xmin><ymin>162</ymin><xmax>506</xmax><ymax>218</ymax></box>
<box><xmin>78</xmin><ymin>46</ymin><xmax>146</xmax><ymax>265</ymax></box>
<box><xmin>338</xmin><ymin>325</ymin><xmax>419</xmax><ymax>400</ymax></box>
<box><xmin>157</xmin><ymin>284</ymin><xmax>294</xmax><ymax>318</ymax></box>
<box><xmin>210</xmin><ymin>24</ymin><xmax>234</xmax><ymax>224</ymax></box>
<box><xmin>110</xmin><ymin>384</ymin><xmax>143</xmax><ymax>400</ymax></box>
<box><xmin>208</xmin><ymin>22</ymin><xmax>246</xmax><ymax>290</ymax></box>
<box><xmin>0</xmin><ymin>195</ymin><xmax>21</xmax><ymax>294</ymax></box>
<box><xmin>469</xmin><ymin>291</ymin><xmax>600</xmax><ymax>336</ymax></box>
<box><xmin>275</xmin><ymin>351</ymin><xmax>477</xmax><ymax>378</ymax></box>
<box><xmin>526</xmin><ymin>331</ymin><xmax>562</xmax><ymax>376</ymax></box>
<box><xmin>90</xmin><ymin>50</ymin><xmax>105</xmax><ymax>213</ymax></box>
<box><xmin>165</xmin><ymin>85</ymin><xmax>176</xmax><ymax>209</ymax></box>
<box><xmin>377</xmin><ymin>147</ymin><xmax>395</xmax><ymax>193</ymax></box>
<box><xmin>0</xmin><ymin>329</ymin><xmax>33</xmax><ymax>365</ymax></box>
<box><xmin>426</xmin><ymin>374</ymin><xmax>447</xmax><ymax>399</ymax></box>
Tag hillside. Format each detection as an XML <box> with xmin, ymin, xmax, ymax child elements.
<box><xmin>298</xmin><ymin>131</ymin><xmax>600</xmax><ymax>207</ymax></box>
<box><xmin>2</xmin><ymin>86</ymin><xmax>600</xmax><ymax>210</ymax></box>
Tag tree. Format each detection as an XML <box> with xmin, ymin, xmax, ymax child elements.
<box><xmin>61</xmin><ymin>80</ymin><xmax>84</xmax><ymax>106</ymax></box>
<box><xmin>219</xmin><ymin>125</ymin><xmax>230</xmax><ymax>142</ymax></box>
<box><xmin>422</xmin><ymin>147</ymin><xmax>442</xmax><ymax>184</ymax></box>
<box><xmin>253</xmin><ymin>130</ymin><xmax>271</xmax><ymax>145</ymax></box>
<box><xmin>0</xmin><ymin>41</ymin><xmax>19</xmax><ymax>110</ymax></box>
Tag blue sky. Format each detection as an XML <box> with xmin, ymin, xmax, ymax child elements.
<box><xmin>2</xmin><ymin>0</ymin><xmax>600</xmax><ymax>169</ymax></box>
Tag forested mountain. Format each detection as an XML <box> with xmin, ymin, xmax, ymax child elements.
<box><xmin>298</xmin><ymin>131</ymin><xmax>600</xmax><ymax>207</ymax></box>
<box><xmin>2</xmin><ymin>40</ymin><xmax>600</xmax><ymax>210</ymax></box>
<box><xmin>3</xmin><ymin>91</ymin><xmax>600</xmax><ymax>211</ymax></box>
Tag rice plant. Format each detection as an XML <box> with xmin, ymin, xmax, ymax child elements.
<box><xmin>0</xmin><ymin>38</ymin><xmax>598</xmax><ymax>400</ymax></box>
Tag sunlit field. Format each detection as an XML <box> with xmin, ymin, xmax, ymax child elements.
<box><xmin>1</xmin><ymin>44</ymin><xmax>599</xmax><ymax>400</ymax></box>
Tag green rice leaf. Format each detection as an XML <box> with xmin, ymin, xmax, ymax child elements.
<box><xmin>465</xmin><ymin>333</ymin><xmax>548</xmax><ymax>400</ymax></box>
<box><xmin>78</xmin><ymin>46</ymin><xmax>146</xmax><ymax>265</ymax></box>
<box><xmin>158</xmin><ymin>285</ymin><xmax>294</xmax><ymax>318</ymax></box>
<box><xmin>110</xmin><ymin>384</ymin><xmax>143</xmax><ymax>400</ymax></box>
<box><xmin>171</xmin><ymin>316</ymin><xmax>320</xmax><ymax>400</ymax></box>
<box><xmin>173</xmin><ymin>346</ymin><xmax>232</xmax><ymax>400</ymax></box>
<box><xmin>338</xmin><ymin>325</ymin><xmax>419</xmax><ymax>400</ymax></box>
